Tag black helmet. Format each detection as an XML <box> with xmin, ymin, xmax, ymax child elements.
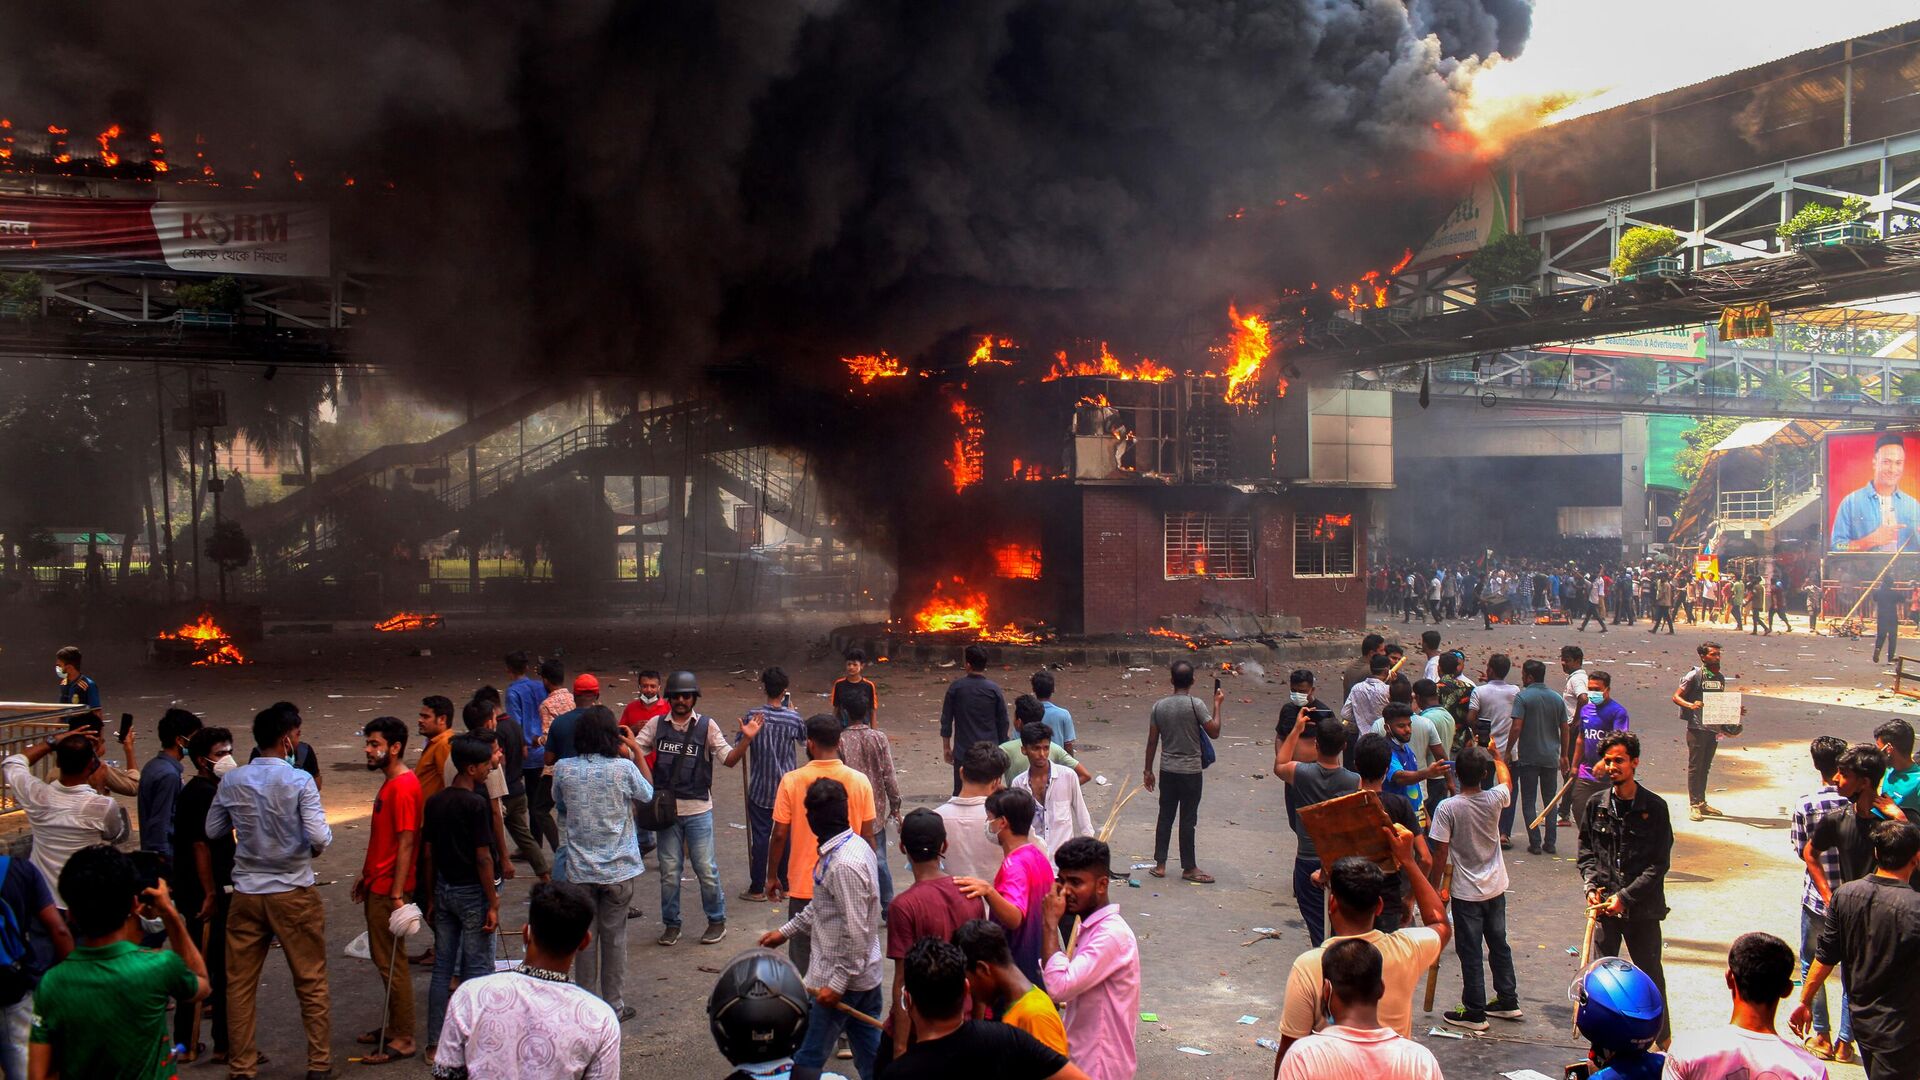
<box><xmin>708</xmin><ymin>948</ymin><xmax>809</xmax><ymax>1065</ymax></box>
<box><xmin>665</xmin><ymin>670</ymin><xmax>701</xmax><ymax>698</ymax></box>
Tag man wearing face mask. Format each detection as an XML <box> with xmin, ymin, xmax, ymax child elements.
<box><xmin>137</xmin><ymin>707</ymin><xmax>202</xmax><ymax>862</ymax></box>
<box><xmin>353</xmin><ymin>716</ymin><xmax>421</xmax><ymax>1063</ymax></box>
<box><xmin>1570</xmin><ymin>672</ymin><xmax>1630</xmax><ymax>833</ymax></box>
<box><xmin>210</xmin><ymin>704</ymin><xmax>334</xmax><ymax>1080</ymax></box>
<box><xmin>171</xmin><ymin>726</ymin><xmax>237</xmax><ymax>1064</ymax></box>
<box><xmin>1577</xmin><ymin>732</ymin><xmax>1674</xmax><ymax>1047</ymax></box>
<box><xmin>1277</xmin><ymin>671</ymin><xmax>1331</xmax><ymax>832</ymax></box>
<box><xmin>761</xmin><ymin>777</ymin><xmax>885</xmax><ymax>1079</ymax></box>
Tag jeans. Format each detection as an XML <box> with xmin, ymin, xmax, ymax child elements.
<box><xmin>1451</xmin><ymin>893</ymin><xmax>1517</xmax><ymax>1012</ymax></box>
<box><xmin>874</xmin><ymin>824</ymin><xmax>895</xmax><ymax>911</ymax></box>
<box><xmin>1513</xmin><ymin>763</ymin><xmax>1559</xmax><ymax>851</ymax></box>
<box><xmin>795</xmin><ymin>983</ymin><xmax>884</xmax><ymax>1080</ymax></box>
<box><xmin>1801</xmin><ymin>905</ymin><xmax>1852</xmax><ymax>1042</ymax></box>
<box><xmin>1293</xmin><ymin>857</ymin><xmax>1326</xmax><ymax>945</ymax></box>
<box><xmin>428</xmin><ymin>881</ymin><xmax>495</xmax><ymax>1046</ymax></box>
<box><xmin>1498</xmin><ymin>788</ymin><xmax>1517</xmax><ymax>841</ymax></box>
<box><xmin>788</xmin><ymin>897</ymin><xmax>812</xmax><ymax>975</ymax></box>
<box><xmin>1595</xmin><ymin>917</ymin><xmax>1669</xmax><ymax>1043</ymax></box>
<box><xmin>1686</xmin><ymin>726</ymin><xmax>1717</xmax><ymax>806</ymax></box>
<box><xmin>747</xmin><ymin>800</ymin><xmax>776</xmax><ymax>894</ymax></box>
<box><xmin>2</xmin><ymin>997</ymin><xmax>28</xmax><ymax>1080</ymax></box>
<box><xmin>658</xmin><ymin>809</ymin><xmax>725</xmax><ymax>928</ymax></box>
<box><xmin>1580</xmin><ymin>602</ymin><xmax>1608</xmax><ymax>631</ymax></box>
<box><xmin>1153</xmin><ymin>770</ymin><xmax>1203</xmax><ymax>871</ymax></box>
<box><xmin>1875</xmin><ymin>614</ymin><xmax>1899</xmax><ymax>659</ymax></box>
<box><xmin>1651</xmin><ymin>605</ymin><xmax>1675</xmax><ymax>633</ymax></box>
<box><xmin>573</xmin><ymin>878</ymin><xmax>634</xmax><ymax>1011</ymax></box>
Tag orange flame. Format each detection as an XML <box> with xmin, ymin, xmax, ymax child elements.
<box><xmin>96</xmin><ymin>124</ymin><xmax>120</xmax><ymax>167</ymax></box>
<box><xmin>1307</xmin><ymin>513</ymin><xmax>1353</xmax><ymax>542</ymax></box>
<box><xmin>844</xmin><ymin>351</ymin><xmax>909</xmax><ymax>384</ymax></box>
<box><xmin>947</xmin><ymin>398</ymin><xmax>984</xmax><ymax>493</ymax></box>
<box><xmin>1007</xmin><ymin>458</ymin><xmax>1048</xmax><ymax>481</ymax></box>
<box><xmin>1216</xmin><ymin>304</ymin><xmax>1273</xmax><ymax>405</ymax></box>
<box><xmin>1149</xmin><ymin>626</ymin><xmax>1200</xmax><ymax>650</ymax></box>
<box><xmin>992</xmin><ymin>544</ymin><xmax>1042</xmax><ymax>580</ymax></box>
<box><xmin>912</xmin><ymin>577</ymin><xmax>1043</xmax><ymax>643</ymax></box>
<box><xmin>1043</xmin><ymin>342</ymin><xmax>1172</xmax><ymax>382</ymax></box>
<box><xmin>374</xmin><ymin>611</ymin><xmax>444</xmax><ymax>632</ymax></box>
<box><xmin>968</xmin><ymin>335</ymin><xmax>1016</xmax><ymax>367</ymax></box>
<box><xmin>156</xmin><ymin>613</ymin><xmax>248</xmax><ymax>666</ymax></box>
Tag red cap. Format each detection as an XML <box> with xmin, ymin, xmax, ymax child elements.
<box><xmin>572</xmin><ymin>673</ymin><xmax>601</xmax><ymax>696</ymax></box>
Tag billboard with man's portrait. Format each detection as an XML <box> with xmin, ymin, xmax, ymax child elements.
<box><xmin>1827</xmin><ymin>430</ymin><xmax>1920</xmax><ymax>554</ymax></box>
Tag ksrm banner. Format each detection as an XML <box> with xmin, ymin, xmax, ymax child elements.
<box><xmin>0</xmin><ymin>195</ymin><xmax>329</xmax><ymax>278</ymax></box>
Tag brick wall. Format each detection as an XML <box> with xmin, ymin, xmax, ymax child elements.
<box><xmin>1079</xmin><ymin>486</ymin><xmax>1366</xmax><ymax>633</ymax></box>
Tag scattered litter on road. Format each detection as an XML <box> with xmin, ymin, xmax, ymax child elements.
<box><xmin>1427</xmin><ymin>1027</ymin><xmax>1465</xmax><ymax>1039</ymax></box>
<box><xmin>1140</xmin><ymin>1013</ymin><xmax>1159</xmax><ymax>1023</ymax></box>
<box><xmin>727</xmin><ymin>822</ymin><xmax>746</xmax><ymax>829</ymax></box>
<box><xmin>1255</xmin><ymin>1037</ymin><xmax>1279</xmax><ymax>1051</ymax></box>
<box><xmin>1503</xmin><ymin>1071</ymin><xmax>1558</xmax><ymax>1080</ymax></box>
<box><xmin>1236</xmin><ymin>1015</ymin><xmax>1259</xmax><ymax>1025</ymax></box>
<box><xmin>1175</xmin><ymin>1046</ymin><xmax>1211</xmax><ymax>1056</ymax></box>
<box><xmin>1094</xmin><ymin>775</ymin><xmax>1110</xmax><ymax>786</ymax></box>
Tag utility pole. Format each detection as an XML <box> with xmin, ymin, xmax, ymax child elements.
<box><xmin>209</xmin><ymin>428</ymin><xmax>225</xmax><ymax>604</ymax></box>
<box><xmin>154</xmin><ymin>366</ymin><xmax>176</xmax><ymax>599</ymax></box>
<box><xmin>467</xmin><ymin>391</ymin><xmax>480</xmax><ymax>595</ymax></box>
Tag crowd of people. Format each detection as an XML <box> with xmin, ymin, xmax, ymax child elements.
<box><xmin>5</xmin><ymin>633</ymin><xmax>1919</xmax><ymax>1079</ymax></box>
<box><xmin>1369</xmin><ymin>558</ymin><xmax>1811</xmax><ymax>639</ymax></box>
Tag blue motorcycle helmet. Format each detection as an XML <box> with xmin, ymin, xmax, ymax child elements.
<box><xmin>1571</xmin><ymin>957</ymin><xmax>1665</xmax><ymax>1058</ymax></box>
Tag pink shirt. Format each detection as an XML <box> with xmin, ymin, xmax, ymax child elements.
<box><xmin>994</xmin><ymin>843</ymin><xmax>1054</xmax><ymax>982</ymax></box>
<box><xmin>1041</xmin><ymin>903</ymin><xmax>1139</xmax><ymax>1080</ymax></box>
<box><xmin>1661</xmin><ymin>1024</ymin><xmax>1828</xmax><ymax>1080</ymax></box>
<box><xmin>1276</xmin><ymin>1025</ymin><xmax>1444</xmax><ymax>1080</ymax></box>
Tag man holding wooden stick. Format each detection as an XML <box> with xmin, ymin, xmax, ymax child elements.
<box><xmin>1577</xmin><ymin>731</ymin><xmax>1674</xmax><ymax>1047</ymax></box>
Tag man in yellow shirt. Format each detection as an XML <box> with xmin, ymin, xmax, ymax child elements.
<box><xmin>771</xmin><ymin>714</ymin><xmax>878</xmax><ymax>973</ymax></box>
<box><xmin>953</xmin><ymin>917</ymin><xmax>1069</xmax><ymax>1056</ymax></box>
<box><xmin>414</xmin><ymin>695</ymin><xmax>456</xmax><ymax>799</ymax></box>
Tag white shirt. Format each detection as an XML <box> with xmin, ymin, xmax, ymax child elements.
<box><xmin>1564</xmin><ymin>668</ymin><xmax>1589</xmax><ymax>719</ymax></box>
<box><xmin>934</xmin><ymin>796</ymin><xmax>1003</xmax><ymax>880</ymax></box>
<box><xmin>1661</xmin><ymin>1023</ymin><xmax>1828</xmax><ymax>1080</ymax></box>
<box><xmin>1014</xmin><ymin>763</ymin><xmax>1093</xmax><ymax>854</ymax></box>
<box><xmin>1428</xmin><ymin>784</ymin><xmax>1511</xmax><ymax>901</ymax></box>
<box><xmin>1421</xmin><ymin>655</ymin><xmax>1440</xmax><ymax>683</ymax></box>
<box><xmin>1277</xmin><ymin>1024</ymin><xmax>1444</xmax><ymax>1080</ymax></box>
<box><xmin>1468</xmin><ymin>679</ymin><xmax>1520</xmax><ymax>753</ymax></box>
<box><xmin>433</xmin><ymin>966</ymin><xmax>621</xmax><ymax>1080</ymax></box>
<box><xmin>1</xmin><ymin>754</ymin><xmax>129</xmax><ymax>909</ymax></box>
<box><xmin>633</xmin><ymin>713</ymin><xmax>735</xmax><ymax>816</ymax></box>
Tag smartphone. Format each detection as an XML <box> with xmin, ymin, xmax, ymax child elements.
<box><xmin>129</xmin><ymin>850</ymin><xmax>166</xmax><ymax>891</ymax></box>
<box><xmin>117</xmin><ymin>712</ymin><xmax>135</xmax><ymax>741</ymax></box>
<box><xmin>1213</xmin><ymin>677</ymin><xmax>1222</xmax><ymax>692</ymax></box>
<box><xmin>782</xmin><ymin>691</ymin><xmax>792</xmax><ymax>708</ymax></box>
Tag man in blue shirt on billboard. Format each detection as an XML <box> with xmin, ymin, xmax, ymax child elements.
<box><xmin>1832</xmin><ymin>432</ymin><xmax>1920</xmax><ymax>552</ymax></box>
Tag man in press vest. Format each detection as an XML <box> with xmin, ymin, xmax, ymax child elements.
<box><xmin>635</xmin><ymin>670</ymin><xmax>740</xmax><ymax>946</ymax></box>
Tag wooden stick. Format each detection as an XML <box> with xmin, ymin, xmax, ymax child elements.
<box><xmin>1835</xmin><ymin>540</ymin><xmax>1908</xmax><ymax>631</ymax></box>
<box><xmin>1421</xmin><ymin>852</ymin><xmax>1450</xmax><ymax>1012</ymax></box>
<box><xmin>1573</xmin><ymin>906</ymin><xmax>1599</xmax><ymax>1038</ymax></box>
<box><xmin>832</xmin><ymin>999</ymin><xmax>889</xmax><ymax>1030</ymax></box>
<box><xmin>184</xmin><ymin>917</ymin><xmax>212</xmax><ymax>1058</ymax></box>
<box><xmin>1528</xmin><ymin>775</ymin><xmax>1578</xmax><ymax>831</ymax></box>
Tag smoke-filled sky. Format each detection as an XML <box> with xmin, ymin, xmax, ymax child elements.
<box><xmin>0</xmin><ymin>0</ymin><xmax>1540</xmax><ymax>390</ymax></box>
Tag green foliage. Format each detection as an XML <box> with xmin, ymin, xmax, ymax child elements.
<box><xmin>1777</xmin><ymin>195</ymin><xmax>1874</xmax><ymax>242</ymax></box>
<box><xmin>1466</xmin><ymin>231</ymin><xmax>1538</xmax><ymax>288</ymax></box>
<box><xmin>1615</xmin><ymin>356</ymin><xmax>1657</xmax><ymax>391</ymax></box>
<box><xmin>1610</xmin><ymin>226</ymin><xmax>1682</xmax><ymax>276</ymax></box>
<box><xmin>1826</xmin><ymin>373</ymin><xmax>1865</xmax><ymax>397</ymax></box>
<box><xmin>1528</xmin><ymin>356</ymin><xmax>1569</xmax><ymax>382</ymax></box>
<box><xmin>204</xmin><ymin>519</ymin><xmax>253</xmax><ymax>570</ymax></box>
<box><xmin>1702</xmin><ymin>368</ymin><xmax>1738</xmax><ymax>393</ymax></box>
<box><xmin>1757</xmin><ymin>370</ymin><xmax>1800</xmax><ymax>402</ymax></box>
<box><xmin>174</xmin><ymin>275</ymin><xmax>243</xmax><ymax>312</ymax></box>
<box><xmin>1674</xmin><ymin>416</ymin><xmax>1748</xmax><ymax>485</ymax></box>
<box><xmin>15</xmin><ymin>531</ymin><xmax>58</xmax><ymax>566</ymax></box>
<box><xmin>1898</xmin><ymin>371</ymin><xmax>1920</xmax><ymax>399</ymax></box>
<box><xmin>0</xmin><ymin>272</ymin><xmax>41</xmax><ymax>310</ymax></box>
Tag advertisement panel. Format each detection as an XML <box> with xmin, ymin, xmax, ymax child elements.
<box><xmin>1566</xmin><ymin>325</ymin><xmax>1709</xmax><ymax>362</ymax></box>
<box><xmin>1410</xmin><ymin>170</ymin><xmax>1519</xmax><ymax>269</ymax></box>
<box><xmin>0</xmin><ymin>195</ymin><xmax>328</xmax><ymax>278</ymax></box>
<box><xmin>1826</xmin><ymin>430</ymin><xmax>1920</xmax><ymax>553</ymax></box>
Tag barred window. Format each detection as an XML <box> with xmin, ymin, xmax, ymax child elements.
<box><xmin>1294</xmin><ymin>512</ymin><xmax>1356</xmax><ymax>578</ymax></box>
<box><xmin>1163</xmin><ymin>512</ymin><xmax>1253</xmax><ymax>580</ymax></box>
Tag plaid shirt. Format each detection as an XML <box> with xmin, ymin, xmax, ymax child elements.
<box><xmin>838</xmin><ymin>726</ymin><xmax>901</xmax><ymax>821</ymax></box>
<box><xmin>738</xmin><ymin>705</ymin><xmax>805</xmax><ymax>807</ymax></box>
<box><xmin>1791</xmin><ymin>783</ymin><xmax>1849</xmax><ymax>916</ymax></box>
<box><xmin>777</xmin><ymin>829</ymin><xmax>883</xmax><ymax>994</ymax></box>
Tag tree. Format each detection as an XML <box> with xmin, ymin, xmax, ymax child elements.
<box><xmin>1673</xmin><ymin>416</ymin><xmax>1748</xmax><ymax>486</ymax></box>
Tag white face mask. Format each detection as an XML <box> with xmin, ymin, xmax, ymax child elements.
<box><xmin>212</xmin><ymin>754</ymin><xmax>239</xmax><ymax>778</ymax></box>
<box><xmin>638</xmin><ymin>693</ymin><xmax>659</xmax><ymax>705</ymax></box>
<box><xmin>1289</xmin><ymin>691</ymin><xmax>1309</xmax><ymax>706</ymax></box>
<box><xmin>53</xmin><ymin>665</ymin><xmax>66</xmax><ymax>680</ymax></box>
<box><xmin>984</xmin><ymin>820</ymin><xmax>1002</xmax><ymax>843</ymax></box>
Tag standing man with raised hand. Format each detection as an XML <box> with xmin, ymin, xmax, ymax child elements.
<box><xmin>1430</xmin><ymin>745</ymin><xmax>1522</xmax><ymax>1032</ymax></box>
<box><xmin>953</xmin><ymin>789</ymin><xmax>1054</xmax><ymax>987</ymax></box>
<box><xmin>1274</xmin><ymin>714</ymin><xmax>1360</xmax><ymax>945</ymax></box>
<box><xmin>210</xmin><ymin>705</ymin><xmax>333</xmax><ymax>1080</ymax></box>
<box><xmin>352</xmin><ymin>716</ymin><xmax>422</xmax><ymax>1064</ymax></box>
<box><xmin>1341</xmin><ymin>654</ymin><xmax>1392</xmax><ymax>739</ymax></box>
<box><xmin>941</xmin><ymin>644</ymin><xmax>1009</xmax><ymax>797</ymax></box>
<box><xmin>1577</xmin><ymin>731</ymin><xmax>1674</xmax><ymax>1046</ymax></box>
<box><xmin>1040</xmin><ymin>838</ymin><xmax>1140</xmax><ymax>1080</ymax></box>
<box><xmin>1</xmin><ymin>729</ymin><xmax>130</xmax><ymax>912</ymax></box>
<box><xmin>635</xmin><ymin>670</ymin><xmax>738</xmax><ymax>947</ymax></box>
<box><xmin>734</xmin><ymin>666</ymin><xmax>807</xmax><ymax>904</ymax></box>
<box><xmin>1674</xmin><ymin>641</ymin><xmax>1733</xmax><ymax>822</ymax></box>
<box><xmin>760</xmin><ymin>777</ymin><xmax>886</xmax><ymax>1080</ymax></box>
<box><xmin>1145</xmin><ymin>659</ymin><xmax>1223</xmax><ymax>884</ymax></box>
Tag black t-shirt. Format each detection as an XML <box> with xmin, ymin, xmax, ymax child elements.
<box><xmin>1811</xmin><ymin>805</ymin><xmax>1918</xmax><ymax>887</ymax></box>
<box><xmin>494</xmin><ymin>716</ymin><xmax>527</xmax><ymax>797</ymax></box>
<box><xmin>248</xmin><ymin>742</ymin><xmax>321</xmax><ymax>781</ymax></box>
<box><xmin>883</xmin><ymin>1020</ymin><xmax>1067</xmax><ymax>1080</ymax></box>
<box><xmin>1379</xmin><ymin>790</ymin><xmax>1419</xmax><ymax>900</ymax></box>
<box><xmin>170</xmin><ymin>775</ymin><xmax>235</xmax><ymax>905</ymax></box>
<box><xmin>1816</xmin><ymin>875</ymin><xmax>1920</xmax><ymax>1059</ymax></box>
<box><xmin>424</xmin><ymin>786</ymin><xmax>497</xmax><ymax>887</ymax></box>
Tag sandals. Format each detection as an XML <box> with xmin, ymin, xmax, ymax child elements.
<box><xmin>1147</xmin><ymin>866</ymin><xmax>1167</xmax><ymax>878</ymax></box>
<box><xmin>1182</xmin><ymin>871</ymin><xmax>1216</xmax><ymax>884</ymax></box>
<box><xmin>362</xmin><ymin>1044</ymin><xmax>416</xmax><ymax>1065</ymax></box>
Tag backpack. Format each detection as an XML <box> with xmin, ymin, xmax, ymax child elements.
<box><xmin>0</xmin><ymin>856</ymin><xmax>34</xmax><ymax>1005</ymax></box>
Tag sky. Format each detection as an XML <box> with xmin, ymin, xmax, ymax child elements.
<box><xmin>1476</xmin><ymin>0</ymin><xmax>1917</xmax><ymax>121</ymax></box>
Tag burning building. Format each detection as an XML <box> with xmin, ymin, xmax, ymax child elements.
<box><xmin>885</xmin><ymin>324</ymin><xmax>1390</xmax><ymax>636</ymax></box>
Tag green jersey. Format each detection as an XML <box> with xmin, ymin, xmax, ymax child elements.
<box><xmin>31</xmin><ymin>940</ymin><xmax>198</xmax><ymax>1080</ymax></box>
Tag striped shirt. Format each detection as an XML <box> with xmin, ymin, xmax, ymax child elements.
<box><xmin>739</xmin><ymin>705</ymin><xmax>806</xmax><ymax>807</ymax></box>
<box><xmin>839</xmin><ymin>726</ymin><xmax>901</xmax><ymax>821</ymax></box>
<box><xmin>777</xmin><ymin>829</ymin><xmax>883</xmax><ymax>995</ymax></box>
<box><xmin>1791</xmin><ymin>784</ymin><xmax>1849</xmax><ymax>916</ymax></box>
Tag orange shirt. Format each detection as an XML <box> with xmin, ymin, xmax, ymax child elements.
<box><xmin>772</xmin><ymin>759</ymin><xmax>875</xmax><ymax>900</ymax></box>
<box><xmin>414</xmin><ymin>730</ymin><xmax>453</xmax><ymax>800</ymax></box>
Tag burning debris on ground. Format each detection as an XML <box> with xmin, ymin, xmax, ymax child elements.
<box><xmin>151</xmin><ymin>613</ymin><xmax>247</xmax><ymax>666</ymax></box>
<box><xmin>373</xmin><ymin>611</ymin><xmax>443</xmax><ymax>632</ymax></box>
